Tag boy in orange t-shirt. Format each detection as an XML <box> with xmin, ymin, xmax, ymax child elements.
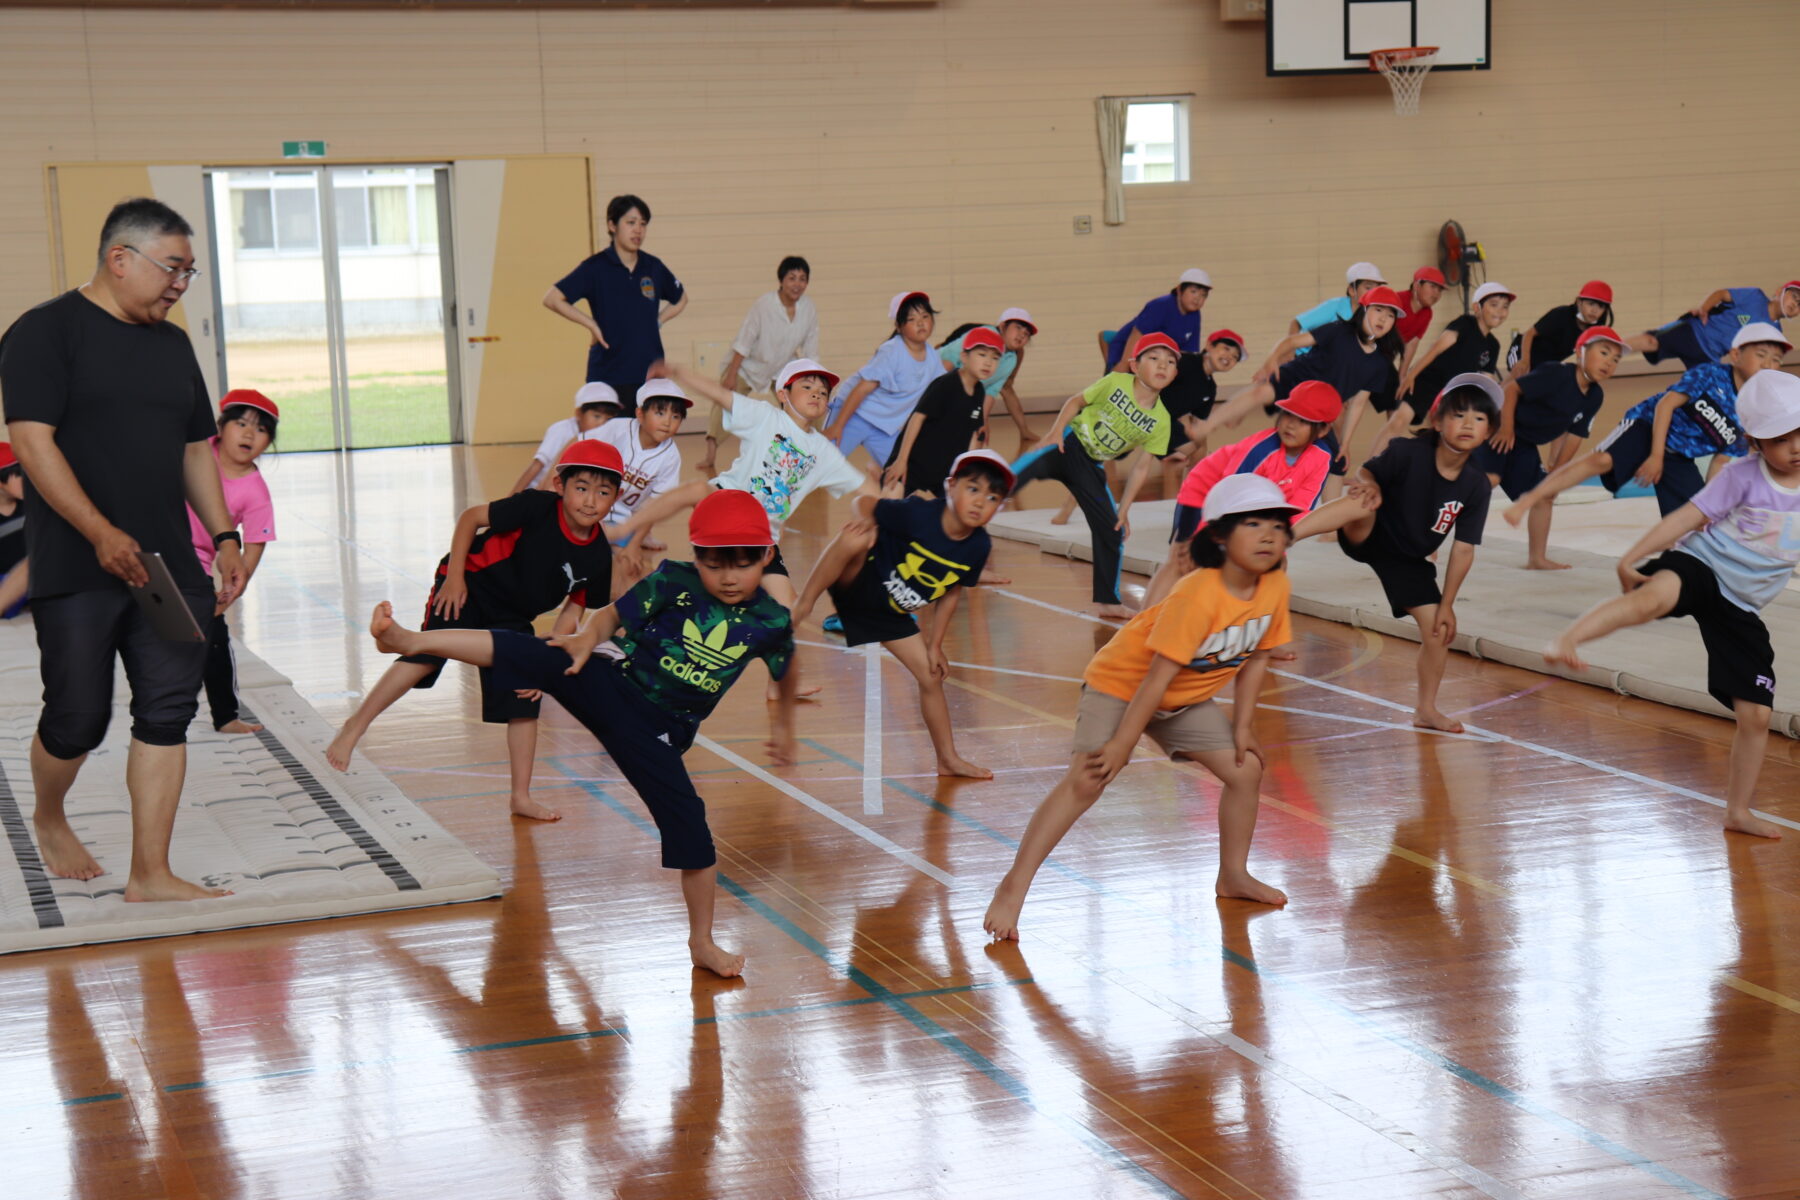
<box><xmin>984</xmin><ymin>475</ymin><xmax>1297</xmax><ymax>941</ymax></box>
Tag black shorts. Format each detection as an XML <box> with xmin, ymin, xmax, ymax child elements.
<box><xmin>1169</xmin><ymin>502</ymin><xmax>1205</xmax><ymax>544</ymax></box>
<box><xmin>31</xmin><ymin>585</ymin><xmax>212</xmax><ymax>757</ymax></box>
<box><xmin>487</xmin><ymin>630</ymin><xmax>716</xmax><ymax>869</ymax></box>
<box><xmin>1317</xmin><ymin>428</ymin><xmax>1347</xmax><ymax>477</ymax></box>
<box><xmin>1338</xmin><ymin>529</ymin><xmax>1443</xmax><ymax>617</ymax></box>
<box><xmin>1475</xmin><ymin>441</ymin><xmax>1549</xmax><ymax>501</ymax></box>
<box><xmin>1646</xmin><ymin>550</ymin><xmax>1776</xmax><ymax>711</ymax></box>
<box><xmin>827</xmin><ymin>569</ymin><xmax>919</xmax><ymax>647</ymax></box>
<box><xmin>403</xmin><ymin>593</ymin><xmax>540</xmax><ymax>723</ymax></box>
<box><xmin>765</xmin><ymin>544</ymin><xmax>789</xmax><ymax>578</ymax></box>
<box><xmin>1641</xmin><ymin>319</ymin><xmax>1709</xmax><ymax>370</ymax></box>
<box><xmin>1594</xmin><ymin>420</ymin><xmax>1708</xmax><ymax>516</ymax></box>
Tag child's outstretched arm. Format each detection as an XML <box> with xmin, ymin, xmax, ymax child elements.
<box><xmin>1114</xmin><ymin>449</ymin><xmax>1154</xmax><ymax>537</ymax></box>
<box><xmin>509</xmin><ymin>455</ymin><xmax>545</xmax><ymax>495</ymax></box>
<box><xmin>824</xmin><ymin>379</ymin><xmax>879</xmax><ymax>443</ymax></box>
<box><xmin>1639</xmin><ymin>389</ymin><xmax>1690</xmax><ymax>485</ymax></box>
<box><xmin>1399</xmin><ymin>329</ymin><xmax>1457</xmax><ymax>398</ymax></box>
<box><xmin>653</xmin><ymin>362</ymin><xmax>736</xmax><ymax>412</ymax></box>
<box><xmin>922</xmin><ymin>586</ymin><xmax>963</xmax><ymax>680</ymax></box>
<box><xmin>1229</xmin><ymin>649</ymin><xmax>1279</xmax><ymax>767</ymax></box>
<box><xmin>1436</xmin><ymin>540</ymin><xmax>1476</xmax><ymax>642</ymax></box>
<box><xmin>1689</xmin><ymin>288</ymin><xmax>1731</xmax><ymax>321</ymax></box>
<box><xmin>608</xmin><ymin>478</ymin><xmax>711</xmax><ymax>541</ymax></box>
<box><xmin>1028</xmin><ymin>392</ymin><xmax>1087</xmax><ymax>452</ymax></box>
<box><xmin>1507</xmin><ymin>328</ymin><xmax>1536</xmax><ymax>380</ymax></box>
<box><xmin>544</xmin><ymin>603</ymin><xmax>623</xmax><ymax>675</ymax></box>
<box><xmin>435</xmin><ymin>502</ymin><xmax>490</xmax><ymax>618</ymax></box>
<box><xmin>1616</xmin><ymin>503</ymin><xmax>1709</xmax><ymax>590</ymax></box>
<box><xmin>1334</xmin><ymin>389</ymin><xmax>1371</xmax><ymax>462</ymax></box>
<box><xmin>1090</xmin><ymin>654</ymin><xmax>1183</xmax><ymax>786</ymax></box>
<box><xmin>767</xmin><ymin>652</ymin><xmax>800</xmax><ymax>766</ymax></box>
<box><xmin>886</xmin><ymin>413</ymin><xmax>927</xmax><ymax>487</ymax></box>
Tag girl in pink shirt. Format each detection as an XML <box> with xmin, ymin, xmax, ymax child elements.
<box><xmin>1143</xmin><ymin>381</ymin><xmax>1339</xmax><ymax>607</ymax></box>
<box><xmin>186</xmin><ymin>390</ymin><xmax>279</xmax><ymax>733</ymax></box>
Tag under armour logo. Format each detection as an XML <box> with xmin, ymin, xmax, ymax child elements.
<box><xmin>656</xmin><ymin>732</ymin><xmax>671</xmax><ymax>744</ymax></box>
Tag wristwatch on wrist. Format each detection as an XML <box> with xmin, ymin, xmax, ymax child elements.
<box><xmin>212</xmin><ymin>531</ymin><xmax>243</xmax><ymax>550</ymax></box>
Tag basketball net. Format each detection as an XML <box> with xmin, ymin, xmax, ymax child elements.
<box><xmin>1370</xmin><ymin>46</ymin><xmax>1438</xmax><ymax>117</ymax></box>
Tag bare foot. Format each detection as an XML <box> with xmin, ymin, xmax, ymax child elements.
<box><xmin>690</xmin><ymin>937</ymin><xmax>745</xmax><ymax>978</ymax></box>
<box><xmin>217</xmin><ymin>719</ymin><xmax>264</xmax><ymax>734</ymax></box>
<box><xmin>1502</xmin><ymin>501</ymin><xmax>1529</xmax><ymax>528</ymax></box>
<box><xmin>642</xmin><ymin>537</ymin><xmax>667</xmax><ymax>552</ymax></box>
<box><xmin>1094</xmin><ymin>603</ymin><xmax>1134</xmax><ymax>620</ymax></box>
<box><xmin>125</xmin><ymin>872</ymin><xmax>231</xmax><ymax>902</ymax></box>
<box><xmin>1543</xmin><ymin>634</ymin><xmax>1587</xmax><ymax>672</ymax></box>
<box><xmin>369</xmin><ymin>601</ymin><xmax>413</xmax><ymax>656</ymax></box>
<box><xmin>33</xmin><ymin>818</ymin><xmax>103</xmax><ymax>881</ymax></box>
<box><xmin>768</xmin><ymin>682</ymin><xmax>821</xmax><ymax>702</ymax></box>
<box><xmin>979</xmin><ymin>567</ymin><xmax>1012</xmax><ymax>586</ymax></box>
<box><xmin>324</xmin><ymin>727</ymin><xmax>362</xmax><ymax>772</ymax></box>
<box><xmin>1525</xmin><ymin>557</ymin><xmax>1571</xmax><ymax>571</ymax></box>
<box><xmin>937</xmin><ymin>756</ymin><xmax>994</xmax><ymax>780</ymax></box>
<box><xmin>1215</xmin><ymin>871</ymin><xmax>1287</xmax><ymax>906</ymax></box>
<box><xmin>510</xmin><ymin>794</ymin><xmax>562</xmax><ymax>822</ymax></box>
<box><xmin>1412</xmin><ymin>708</ymin><xmax>1465</xmax><ymax>734</ymax></box>
<box><xmin>983</xmin><ymin>879</ymin><xmax>1028</xmax><ymax>941</ymax></box>
<box><xmin>1049</xmin><ymin>508</ymin><xmax>1073</xmax><ymax>527</ymax></box>
<box><xmin>1725</xmin><ymin>812</ymin><xmax>1784</xmax><ymax>840</ymax></box>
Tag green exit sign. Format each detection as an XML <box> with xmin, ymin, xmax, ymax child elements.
<box><xmin>282</xmin><ymin>140</ymin><xmax>327</xmax><ymax>159</ymax></box>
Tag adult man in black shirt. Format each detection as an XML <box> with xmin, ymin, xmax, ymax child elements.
<box><xmin>0</xmin><ymin>198</ymin><xmax>244</xmax><ymax>902</ymax></box>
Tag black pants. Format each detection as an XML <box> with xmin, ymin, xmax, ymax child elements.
<box><xmin>33</xmin><ymin>585</ymin><xmax>211</xmax><ymax>758</ymax></box>
<box><xmin>1012</xmin><ymin>428</ymin><xmax>1124</xmax><ymax>605</ymax></box>
<box><xmin>203</xmin><ymin>612</ymin><xmax>246</xmax><ymax>729</ymax></box>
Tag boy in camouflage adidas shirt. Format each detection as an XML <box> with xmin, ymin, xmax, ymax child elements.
<box><xmin>360</xmin><ymin>489</ymin><xmax>797</xmax><ymax>978</ymax></box>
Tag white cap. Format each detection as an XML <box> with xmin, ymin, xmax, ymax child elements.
<box><xmin>1200</xmin><ymin>474</ymin><xmax>1303</xmax><ymax>524</ymax></box>
<box><xmin>1178</xmin><ymin>268</ymin><xmax>1214</xmax><ymax>289</ymax></box>
<box><xmin>574</xmin><ymin>381</ymin><xmax>620</xmax><ymax>409</ymax></box>
<box><xmin>1471</xmin><ymin>282</ymin><xmax>1516</xmax><ymax>305</ymax></box>
<box><xmin>775</xmin><ymin>357</ymin><xmax>842</xmax><ymax>392</ymax></box>
<box><xmin>635</xmin><ymin>378</ymin><xmax>692</xmax><ymax>409</ymax></box>
<box><xmin>1346</xmin><ymin>261</ymin><xmax>1386</xmax><ymax>285</ymax></box>
<box><xmin>888</xmin><ymin>290</ymin><xmax>931</xmax><ymax>321</ymax></box>
<box><xmin>1732</xmin><ymin>321</ymin><xmax>1794</xmax><ymax>352</ymax></box>
<box><xmin>1736</xmin><ymin>369</ymin><xmax>1800</xmax><ymax>438</ymax></box>
<box><xmin>1431</xmin><ymin>372</ymin><xmax>1505</xmax><ymax>414</ymax></box>
<box><xmin>997</xmin><ymin>306</ymin><xmax>1037</xmax><ymax>334</ymax></box>
<box><xmin>943</xmin><ymin>448</ymin><xmax>1017</xmax><ymax>496</ymax></box>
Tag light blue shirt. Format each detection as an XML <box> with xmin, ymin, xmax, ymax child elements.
<box><xmin>939</xmin><ymin>327</ymin><xmax>1018</xmax><ymax>396</ymax></box>
<box><xmin>832</xmin><ymin>336</ymin><xmax>947</xmax><ymax>434</ymax></box>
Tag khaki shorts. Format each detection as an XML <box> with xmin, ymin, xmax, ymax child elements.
<box><xmin>1070</xmin><ymin>687</ymin><xmax>1235</xmax><ymax>758</ymax></box>
<box><xmin>707</xmin><ymin>386</ymin><xmax>773</xmax><ymax>440</ymax></box>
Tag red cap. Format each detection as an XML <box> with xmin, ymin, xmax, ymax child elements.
<box><xmin>1578</xmin><ymin>280</ymin><xmax>1614</xmax><ymax>305</ymax></box>
<box><xmin>1274</xmin><ymin>380</ymin><xmax>1344</xmax><ymax>424</ymax></box>
<box><xmin>1207</xmin><ymin>328</ymin><xmax>1246</xmax><ymax>353</ymax></box>
<box><xmin>1359</xmin><ymin>286</ymin><xmax>1406</xmax><ymax>314</ymax></box>
<box><xmin>1412</xmin><ymin>266</ymin><xmax>1447</xmax><ymax>286</ymax></box>
<box><xmin>690</xmin><ymin>488</ymin><xmax>774</xmax><ymax>548</ymax></box>
<box><xmin>0</xmin><ymin>442</ymin><xmax>15</xmax><ymax>472</ymax></box>
<box><xmin>1782</xmin><ymin>281</ymin><xmax>1800</xmax><ymax>295</ymax></box>
<box><xmin>961</xmin><ymin>326</ymin><xmax>1005</xmax><ymax>354</ymax></box>
<box><xmin>221</xmin><ymin>388</ymin><xmax>280</xmax><ymax>422</ymax></box>
<box><xmin>555</xmin><ymin>438</ymin><xmax>624</xmax><ymax>479</ymax></box>
<box><xmin>1575</xmin><ymin>325</ymin><xmax>1628</xmax><ymax>353</ymax></box>
<box><xmin>1131</xmin><ymin>332</ymin><xmax>1181</xmax><ymax>361</ymax></box>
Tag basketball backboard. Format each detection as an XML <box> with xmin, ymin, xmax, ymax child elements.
<box><xmin>1266</xmin><ymin>0</ymin><xmax>1489</xmax><ymax>75</ymax></box>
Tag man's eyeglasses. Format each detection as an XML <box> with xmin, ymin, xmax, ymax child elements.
<box><xmin>123</xmin><ymin>245</ymin><xmax>201</xmax><ymax>283</ymax></box>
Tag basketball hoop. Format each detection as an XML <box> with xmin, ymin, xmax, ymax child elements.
<box><xmin>1369</xmin><ymin>46</ymin><xmax>1438</xmax><ymax>116</ymax></box>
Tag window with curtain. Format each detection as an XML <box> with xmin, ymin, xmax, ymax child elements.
<box><xmin>370</xmin><ymin>186</ymin><xmax>412</xmax><ymax>247</ymax></box>
<box><xmin>1122</xmin><ymin>100</ymin><xmax>1190</xmax><ymax>184</ymax></box>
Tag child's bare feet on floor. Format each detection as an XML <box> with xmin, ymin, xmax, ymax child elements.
<box><xmin>937</xmin><ymin>755</ymin><xmax>993</xmax><ymax>780</ymax></box>
<box><xmin>1542</xmin><ymin>635</ymin><xmax>1586</xmax><ymax>672</ymax></box>
<box><xmin>1525</xmin><ymin>556</ymin><xmax>1571</xmax><ymax>571</ymax></box>
<box><xmin>690</xmin><ymin>937</ymin><xmax>745</xmax><ymax>978</ymax></box>
<box><xmin>511</xmin><ymin>794</ymin><xmax>562</xmax><ymax>822</ymax></box>
<box><xmin>324</xmin><ymin>729</ymin><xmax>360</xmax><ymax>772</ymax></box>
<box><xmin>217</xmin><ymin>719</ymin><xmax>264</xmax><ymax>734</ymax></box>
<box><xmin>1095</xmin><ymin>603</ymin><xmax>1133</xmax><ymax>620</ymax></box>
<box><xmin>1725</xmin><ymin>811</ymin><xmax>1784</xmax><ymax>840</ymax></box>
<box><xmin>979</xmin><ymin>566</ymin><xmax>1011</xmax><ymax>586</ymax></box>
<box><xmin>125</xmin><ymin>870</ymin><xmax>232</xmax><ymax>902</ymax></box>
<box><xmin>33</xmin><ymin>819</ymin><xmax>103</xmax><ymax>881</ymax></box>
<box><xmin>1215</xmin><ymin>871</ymin><xmax>1287</xmax><ymax>906</ymax></box>
<box><xmin>767</xmin><ymin>682</ymin><xmax>820</xmax><ymax>702</ymax></box>
<box><xmin>1412</xmin><ymin>708</ymin><xmax>1465</xmax><ymax>734</ymax></box>
<box><xmin>983</xmin><ymin>880</ymin><xmax>1027</xmax><ymax>941</ymax></box>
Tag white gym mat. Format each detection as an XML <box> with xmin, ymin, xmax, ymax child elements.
<box><xmin>987</xmin><ymin>497</ymin><xmax>1800</xmax><ymax>738</ymax></box>
<box><xmin>0</xmin><ymin>620</ymin><xmax>500</xmax><ymax>954</ymax></box>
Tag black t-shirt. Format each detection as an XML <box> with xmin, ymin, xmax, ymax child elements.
<box><xmin>0</xmin><ymin>290</ymin><xmax>216</xmax><ymax>597</ymax></box>
<box><xmin>1411</xmin><ymin>315</ymin><xmax>1500</xmax><ymax>414</ymax></box>
<box><xmin>861</xmin><ymin>496</ymin><xmax>990</xmax><ymax>613</ymax></box>
<box><xmin>1273</xmin><ymin>319</ymin><xmax>1396</xmax><ymax>410</ymax></box>
<box><xmin>888</xmin><ymin>371</ymin><xmax>985</xmax><ymax>493</ymax></box>
<box><xmin>1158</xmin><ymin>353</ymin><xmax>1219</xmax><ymax>456</ymax></box>
<box><xmin>1511</xmin><ymin>363</ymin><xmax>1604</xmax><ymax>446</ymax></box>
<box><xmin>1526</xmin><ymin>304</ymin><xmax>1586</xmax><ymax>370</ymax></box>
<box><xmin>1360</xmin><ymin>435</ymin><xmax>1490</xmax><ymax>557</ymax></box>
<box><xmin>434</xmin><ymin>488</ymin><xmax>612</xmax><ymax>618</ymax></box>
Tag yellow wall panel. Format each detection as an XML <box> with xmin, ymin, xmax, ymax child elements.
<box><xmin>47</xmin><ymin>162</ymin><xmax>186</xmax><ymax>334</ymax></box>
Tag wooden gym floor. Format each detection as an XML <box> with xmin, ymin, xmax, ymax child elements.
<box><xmin>4</xmin><ymin>428</ymin><xmax>1798</xmax><ymax>1200</ymax></box>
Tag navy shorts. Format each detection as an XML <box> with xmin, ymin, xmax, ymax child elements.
<box><xmin>1594</xmin><ymin>420</ymin><xmax>1708</xmax><ymax>516</ymax></box>
<box><xmin>827</xmin><ymin>570</ymin><xmax>919</xmax><ymax>647</ymax></box>
<box><xmin>1645</xmin><ymin>551</ymin><xmax>1776</xmax><ymax>711</ymax></box>
<box><xmin>1641</xmin><ymin>319</ymin><xmax>1710</xmax><ymax>371</ymax></box>
<box><xmin>1170</xmin><ymin>502</ymin><xmax>1205</xmax><ymax>544</ymax></box>
<box><xmin>488</xmin><ymin>630</ymin><xmax>717</xmax><ymax>869</ymax></box>
<box><xmin>1475</xmin><ymin>441</ymin><xmax>1549</xmax><ymax>501</ymax></box>
<box><xmin>1338</xmin><ymin>529</ymin><xmax>1442</xmax><ymax>617</ymax></box>
<box><xmin>402</xmin><ymin>594</ymin><xmax>539</xmax><ymax>724</ymax></box>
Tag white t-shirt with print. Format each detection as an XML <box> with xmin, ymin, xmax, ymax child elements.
<box><xmin>712</xmin><ymin>395</ymin><xmax>866</xmax><ymax>540</ymax></box>
<box><xmin>580</xmin><ymin>416</ymin><xmax>683</xmax><ymax>523</ymax></box>
<box><xmin>529</xmin><ymin>416</ymin><xmax>581</xmax><ymax>488</ymax></box>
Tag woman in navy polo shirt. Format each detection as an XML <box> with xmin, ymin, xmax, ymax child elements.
<box><xmin>1103</xmin><ymin>268</ymin><xmax>1212</xmax><ymax>371</ymax></box>
<box><xmin>543</xmin><ymin>194</ymin><xmax>688</xmax><ymax>412</ymax></box>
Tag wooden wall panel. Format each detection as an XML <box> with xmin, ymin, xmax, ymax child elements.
<box><xmin>2</xmin><ymin>0</ymin><xmax>1795</xmax><ymax>440</ymax></box>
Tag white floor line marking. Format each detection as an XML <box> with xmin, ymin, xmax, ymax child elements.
<box><xmin>996</xmin><ymin>589</ymin><xmax>1799</xmax><ymax>830</ymax></box>
<box><xmin>694</xmin><ymin>735</ymin><xmax>955</xmax><ymax>887</ymax></box>
<box><xmin>862</xmin><ymin>645</ymin><xmax>884</xmax><ymax>815</ymax></box>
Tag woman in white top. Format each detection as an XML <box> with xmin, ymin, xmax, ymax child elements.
<box><xmin>700</xmin><ymin>255</ymin><xmax>820</xmax><ymax>475</ymax></box>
